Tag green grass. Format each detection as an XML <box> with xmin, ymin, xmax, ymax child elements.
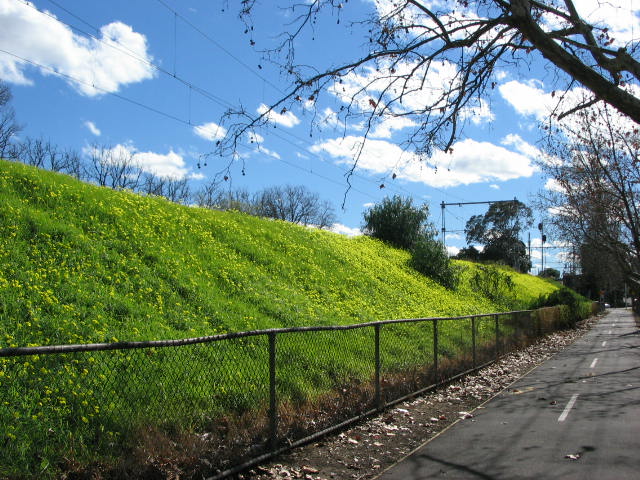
<box><xmin>0</xmin><ymin>160</ymin><xmax>568</xmax><ymax>477</ymax></box>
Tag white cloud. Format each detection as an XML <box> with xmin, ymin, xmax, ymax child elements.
<box><xmin>489</xmin><ymin>184</ymin><xmax>500</xmax><ymax>190</ymax></box>
<box><xmin>134</xmin><ymin>149</ymin><xmax>193</xmax><ymax>179</ymax></box>
<box><xmin>544</xmin><ymin>178</ymin><xmax>564</xmax><ymax>193</ymax></box>
<box><xmin>256</xmin><ymin>145</ymin><xmax>281</xmax><ymax>160</ymax></box>
<box><xmin>320</xmin><ymin>107</ymin><xmax>341</xmax><ymax>128</ymax></box>
<box><xmin>328</xmin><ymin>59</ymin><xmax>459</xmax><ymax>115</ymax></box>
<box><xmin>84</xmin><ymin>121</ymin><xmax>101</xmax><ymax>136</ymax></box>
<box><xmin>501</xmin><ymin>134</ymin><xmax>543</xmax><ymax>163</ymax></box>
<box><xmin>367</xmin><ymin>0</ymin><xmax>485</xmax><ymax>42</ymax></box>
<box><xmin>499</xmin><ymin>80</ymin><xmax>554</xmax><ymax>120</ymax></box>
<box><xmin>530</xmin><ymin>237</ymin><xmax>569</xmax><ymax>249</ymax></box>
<box><xmin>498</xmin><ymin>79</ymin><xmax>637</xmax><ymax>137</ymax></box>
<box><xmin>194</xmin><ymin>122</ymin><xmax>227</xmax><ymax>141</ymax></box>
<box><xmin>544</xmin><ymin>1</ymin><xmax>640</xmax><ymax>47</ymax></box>
<box><xmin>257</xmin><ymin>103</ymin><xmax>300</xmax><ymax>128</ymax></box>
<box><xmin>494</xmin><ymin>70</ymin><xmax>509</xmax><ymax>81</ymax></box>
<box><xmin>446</xmin><ymin>245</ymin><xmax>460</xmax><ymax>257</ymax></box>
<box><xmin>370</xmin><ymin>116</ymin><xmax>418</xmax><ymax>139</ymax></box>
<box><xmin>244</xmin><ymin>131</ymin><xmax>281</xmax><ymax>159</ymax></box>
<box><xmin>460</xmin><ymin>99</ymin><xmax>495</xmax><ymax>125</ymax></box>
<box><xmin>0</xmin><ymin>0</ymin><xmax>155</xmax><ymax>95</ymax></box>
<box><xmin>332</xmin><ymin>223</ymin><xmax>362</xmax><ymax>237</ymax></box>
<box><xmin>311</xmin><ymin>135</ymin><xmax>536</xmax><ymax>188</ymax></box>
<box><xmin>248</xmin><ymin>132</ymin><xmax>265</xmax><ymax>144</ymax></box>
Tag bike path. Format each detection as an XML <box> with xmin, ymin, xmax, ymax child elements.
<box><xmin>375</xmin><ymin>309</ymin><xmax>640</xmax><ymax>479</ymax></box>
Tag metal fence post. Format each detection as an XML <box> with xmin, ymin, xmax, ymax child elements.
<box><xmin>494</xmin><ymin>314</ymin><xmax>500</xmax><ymax>359</ymax></box>
<box><xmin>374</xmin><ymin>324</ymin><xmax>382</xmax><ymax>409</ymax></box>
<box><xmin>471</xmin><ymin>316</ymin><xmax>477</xmax><ymax>369</ymax></box>
<box><xmin>268</xmin><ymin>332</ymin><xmax>278</xmax><ymax>452</ymax></box>
<box><xmin>433</xmin><ymin>319</ymin><xmax>438</xmax><ymax>380</ymax></box>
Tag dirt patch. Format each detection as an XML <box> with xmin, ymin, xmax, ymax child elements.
<box><xmin>240</xmin><ymin>316</ymin><xmax>599</xmax><ymax>480</ymax></box>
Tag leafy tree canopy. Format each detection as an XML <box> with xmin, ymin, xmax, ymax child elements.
<box><xmin>464</xmin><ymin>200</ymin><xmax>533</xmax><ymax>272</ymax></box>
<box><xmin>539</xmin><ymin>268</ymin><xmax>561</xmax><ymax>280</ymax></box>
<box><xmin>363</xmin><ymin>195</ymin><xmax>431</xmax><ymax>250</ymax></box>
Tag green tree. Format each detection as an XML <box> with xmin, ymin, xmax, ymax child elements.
<box><xmin>411</xmin><ymin>237</ymin><xmax>459</xmax><ymax>289</ymax></box>
<box><xmin>362</xmin><ymin>195</ymin><xmax>429</xmax><ymax>250</ymax></box>
<box><xmin>363</xmin><ymin>196</ymin><xmax>459</xmax><ymax>288</ymax></box>
<box><xmin>455</xmin><ymin>246</ymin><xmax>481</xmax><ymax>262</ymax></box>
<box><xmin>465</xmin><ymin>200</ymin><xmax>533</xmax><ymax>272</ymax></box>
<box><xmin>539</xmin><ymin>268</ymin><xmax>561</xmax><ymax>281</ymax></box>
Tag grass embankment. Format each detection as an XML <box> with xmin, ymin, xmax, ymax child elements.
<box><xmin>0</xmin><ymin>160</ymin><xmax>566</xmax><ymax>476</ymax></box>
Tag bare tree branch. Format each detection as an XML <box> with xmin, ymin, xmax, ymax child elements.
<box><xmin>215</xmin><ymin>0</ymin><xmax>640</xmax><ymax>176</ymax></box>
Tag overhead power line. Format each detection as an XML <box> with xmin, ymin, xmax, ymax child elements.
<box><xmin>152</xmin><ymin>0</ymin><xmax>285</xmax><ymax>95</ymax></box>
<box><xmin>25</xmin><ymin>0</ymin><xmax>460</xmax><ymax>204</ymax></box>
<box><xmin>440</xmin><ymin>199</ymin><xmax>518</xmax><ymax>247</ymax></box>
<box><xmin>0</xmin><ymin>47</ymin><xmax>385</xmax><ymax>201</ymax></box>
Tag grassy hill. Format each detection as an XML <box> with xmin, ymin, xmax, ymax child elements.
<box><xmin>0</xmin><ymin>160</ymin><xmax>559</xmax><ymax>349</ymax></box>
<box><xmin>0</xmin><ymin>160</ymin><xmax>569</xmax><ymax>477</ymax></box>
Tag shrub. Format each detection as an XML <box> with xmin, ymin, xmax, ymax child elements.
<box><xmin>363</xmin><ymin>195</ymin><xmax>429</xmax><ymax>250</ymax></box>
<box><xmin>469</xmin><ymin>264</ymin><xmax>516</xmax><ymax>305</ymax></box>
<box><xmin>410</xmin><ymin>237</ymin><xmax>460</xmax><ymax>289</ymax></box>
<box><xmin>531</xmin><ymin>287</ymin><xmax>591</xmax><ymax>326</ymax></box>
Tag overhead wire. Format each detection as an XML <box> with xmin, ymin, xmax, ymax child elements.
<box><xmin>147</xmin><ymin>0</ymin><xmax>465</xmax><ymax>201</ymax></box>
<box><xmin>35</xmin><ymin>0</ymin><xmax>404</xmax><ymax>196</ymax></box>
<box><xmin>31</xmin><ymin>0</ymin><xmax>457</xmax><ymax>203</ymax></box>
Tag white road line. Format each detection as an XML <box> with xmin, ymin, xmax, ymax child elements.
<box><xmin>590</xmin><ymin>358</ymin><xmax>598</xmax><ymax>368</ymax></box>
<box><xmin>602</xmin><ymin>341</ymin><xmax>607</xmax><ymax>347</ymax></box>
<box><xmin>558</xmin><ymin>394</ymin><xmax>579</xmax><ymax>422</ymax></box>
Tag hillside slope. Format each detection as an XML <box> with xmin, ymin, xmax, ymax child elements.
<box><xmin>0</xmin><ymin>160</ymin><xmax>559</xmax><ymax>347</ymax></box>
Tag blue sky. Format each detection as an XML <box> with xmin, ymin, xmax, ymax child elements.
<box><xmin>2</xmin><ymin>0</ymin><xmax>639</xmax><ymax>274</ymax></box>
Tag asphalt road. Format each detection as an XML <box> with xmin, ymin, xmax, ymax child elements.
<box><xmin>374</xmin><ymin>309</ymin><xmax>640</xmax><ymax>479</ymax></box>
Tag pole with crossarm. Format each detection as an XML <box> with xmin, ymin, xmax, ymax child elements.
<box><xmin>440</xmin><ymin>198</ymin><xmax>518</xmax><ymax>250</ymax></box>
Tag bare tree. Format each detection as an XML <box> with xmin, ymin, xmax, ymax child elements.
<box><xmin>84</xmin><ymin>144</ymin><xmax>141</xmax><ymax>190</ymax></box>
<box><xmin>85</xmin><ymin>144</ymin><xmax>112</xmax><ymax>187</ymax></box>
<box><xmin>17</xmin><ymin>137</ymin><xmax>47</xmax><ymax>168</ymax></box>
<box><xmin>193</xmin><ymin>178</ymin><xmax>221</xmax><ymax>209</ymax></box>
<box><xmin>538</xmin><ymin>104</ymin><xmax>640</xmax><ymax>291</ymax></box>
<box><xmin>43</xmin><ymin>140</ymin><xmax>65</xmax><ymax>172</ymax></box>
<box><xmin>254</xmin><ymin>184</ymin><xmax>335</xmax><ymax>228</ymax></box>
<box><xmin>215</xmin><ymin>188</ymin><xmax>255</xmax><ymax>213</ymax></box>
<box><xmin>139</xmin><ymin>171</ymin><xmax>191</xmax><ymax>204</ymax></box>
<box><xmin>14</xmin><ymin>136</ymin><xmax>84</xmax><ymax>179</ymax></box>
<box><xmin>0</xmin><ymin>82</ymin><xmax>21</xmax><ymax>159</ymax></box>
<box><xmin>60</xmin><ymin>148</ymin><xmax>83</xmax><ymax>179</ymax></box>
<box><xmin>106</xmin><ymin>147</ymin><xmax>142</xmax><ymax>191</ymax></box>
<box><xmin>163</xmin><ymin>177</ymin><xmax>191</xmax><ymax>204</ymax></box>
<box><xmin>140</xmin><ymin>172</ymin><xmax>167</xmax><ymax>197</ymax></box>
<box><xmin>217</xmin><ymin>1</ymin><xmax>640</xmax><ymax>173</ymax></box>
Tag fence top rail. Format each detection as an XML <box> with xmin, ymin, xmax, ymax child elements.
<box><xmin>0</xmin><ymin>310</ymin><xmax>532</xmax><ymax>357</ymax></box>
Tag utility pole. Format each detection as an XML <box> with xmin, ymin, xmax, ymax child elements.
<box><xmin>440</xmin><ymin>198</ymin><xmax>518</xmax><ymax>248</ymax></box>
<box><xmin>538</xmin><ymin>222</ymin><xmax>546</xmax><ymax>273</ymax></box>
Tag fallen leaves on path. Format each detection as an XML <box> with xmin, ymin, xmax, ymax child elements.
<box><xmin>244</xmin><ymin>318</ymin><xmax>598</xmax><ymax>480</ymax></box>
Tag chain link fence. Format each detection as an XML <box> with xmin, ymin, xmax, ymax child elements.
<box><xmin>0</xmin><ymin>307</ymin><xmax>567</xmax><ymax>478</ymax></box>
